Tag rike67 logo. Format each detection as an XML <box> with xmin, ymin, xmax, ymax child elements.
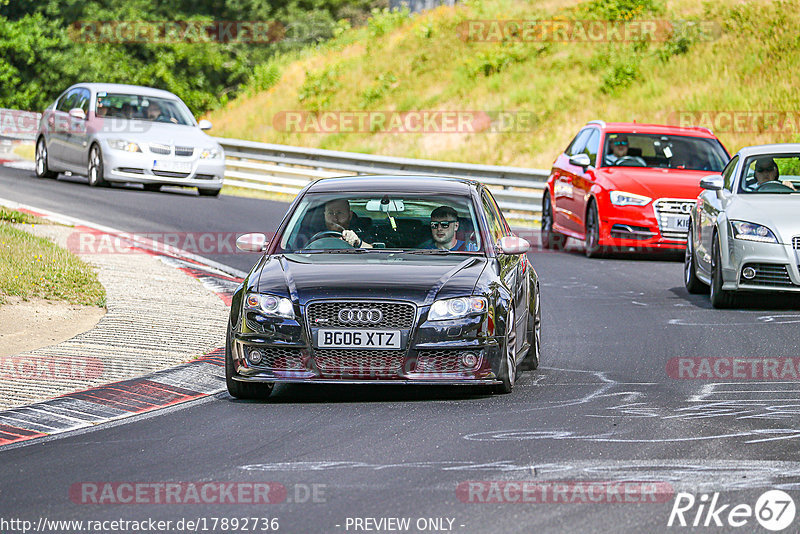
<box><xmin>668</xmin><ymin>490</ymin><xmax>796</xmax><ymax>531</ymax></box>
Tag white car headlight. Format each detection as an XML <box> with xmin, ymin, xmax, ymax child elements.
<box><xmin>609</xmin><ymin>190</ymin><xmax>652</xmax><ymax>206</ymax></box>
<box><xmin>108</xmin><ymin>139</ymin><xmax>142</xmax><ymax>152</ymax></box>
<box><xmin>428</xmin><ymin>296</ymin><xmax>487</xmax><ymax>321</ymax></box>
<box><xmin>730</xmin><ymin>220</ymin><xmax>779</xmax><ymax>243</ymax></box>
<box><xmin>200</xmin><ymin>147</ymin><xmax>222</xmax><ymax>159</ymax></box>
<box><xmin>245</xmin><ymin>293</ymin><xmax>294</xmax><ymax>319</ymax></box>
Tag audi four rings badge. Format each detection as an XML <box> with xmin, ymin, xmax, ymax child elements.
<box><xmin>338</xmin><ymin>308</ymin><xmax>383</xmax><ymax>324</ymax></box>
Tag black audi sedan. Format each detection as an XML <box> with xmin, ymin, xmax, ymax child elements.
<box><xmin>226</xmin><ymin>175</ymin><xmax>541</xmax><ymax>398</ymax></box>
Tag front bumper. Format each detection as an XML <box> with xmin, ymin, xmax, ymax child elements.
<box><xmin>230</xmin><ymin>308</ymin><xmax>504</xmax><ymax>385</ymax></box>
<box><xmin>722</xmin><ymin>238</ymin><xmax>800</xmax><ymax>293</ymax></box>
<box><xmin>101</xmin><ymin>143</ymin><xmax>224</xmax><ymax>187</ymax></box>
<box><xmin>598</xmin><ymin>198</ymin><xmax>693</xmax><ymax>251</ymax></box>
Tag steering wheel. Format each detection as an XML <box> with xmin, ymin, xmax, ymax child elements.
<box><xmin>754</xmin><ymin>181</ymin><xmax>795</xmax><ymax>193</ymax></box>
<box><xmin>614</xmin><ymin>156</ymin><xmax>646</xmax><ymax>167</ymax></box>
<box><xmin>303</xmin><ymin>230</ymin><xmax>353</xmax><ymax>250</ymax></box>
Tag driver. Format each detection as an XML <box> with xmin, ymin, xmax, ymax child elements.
<box><xmin>754</xmin><ymin>157</ymin><xmax>796</xmax><ymax>190</ymax></box>
<box><xmin>323</xmin><ymin>199</ymin><xmax>373</xmax><ymax>248</ymax></box>
<box><xmin>605</xmin><ymin>134</ymin><xmax>646</xmax><ymax>166</ymax></box>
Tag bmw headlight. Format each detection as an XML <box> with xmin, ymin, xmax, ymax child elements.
<box><xmin>730</xmin><ymin>220</ymin><xmax>779</xmax><ymax>243</ymax></box>
<box><xmin>428</xmin><ymin>296</ymin><xmax>487</xmax><ymax>321</ymax></box>
<box><xmin>609</xmin><ymin>191</ymin><xmax>652</xmax><ymax>206</ymax></box>
<box><xmin>245</xmin><ymin>293</ymin><xmax>294</xmax><ymax>319</ymax></box>
<box><xmin>108</xmin><ymin>139</ymin><xmax>142</xmax><ymax>152</ymax></box>
<box><xmin>200</xmin><ymin>147</ymin><xmax>222</xmax><ymax>159</ymax></box>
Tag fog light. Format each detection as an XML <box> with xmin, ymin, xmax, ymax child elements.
<box><xmin>248</xmin><ymin>350</ymin><xmax>263</xmax><ymax>364</ymax></box>
<box><xmin>742</xmin><ymin>266</ymin><xmax>757</xmax><ymax>280</ymax></box>
<box><xmin>461</xmin><ymin>352</ymin><xmax>479</xmax><ymax>368</ymax></box>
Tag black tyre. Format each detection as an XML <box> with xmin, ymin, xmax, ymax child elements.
<box><xmin>87</xmin><ymin>145</ymin><xmax>108</xmax><ymax>187</ymax></box>
<box><xmin>521</xmin><ymin>291</ymin><xmax>540</xmax><ymax>371</ymax></box>
<box><xmin>495</xmin><ymin>307</ymin><xmax>517</xmax><ymax>394</ymax></box>
<box><xmin>710</xmin><ymin>235</ymin><xmax>737</xmax><ymax>309</ymax></box>
<box><xmin>35</xmin><ymin>138</ymin><xmax>57</xmax><ymax>178</ymax></box>
<box><xmin>684</xmin><ymin>224</ymin><xmax>708</xmax><ymax>294</ymax></box>
<box><xmin>198</xmin><ymin>188</ymin><xmax>221</xmax><ymax>197</ymax></box>
<box><xmin>225</xmin><ymin>334</ymin><xmax>274</xmax><ymax>400</ymax></box>
<box><xmin>584</xmin><ymin>201</ymin><xmax>602</xmax><ymax>258</ymax></box>
<box><xmin>541</xmin><ymin>193</ymin><xmax>564</xmax><ymax>250</ymax></box>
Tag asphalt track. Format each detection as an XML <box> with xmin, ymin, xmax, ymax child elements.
<box><xmin>2</xmin><ymin>167</ymin><xmax>800</xmax><ymax>533</ymax></box>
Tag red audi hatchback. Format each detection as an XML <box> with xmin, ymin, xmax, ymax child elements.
<box><xmin>542</xmin><ymin>121</ymin><xmax>730</xmax><ymax>256</ymax></box>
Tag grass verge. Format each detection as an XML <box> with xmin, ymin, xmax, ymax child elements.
<box><xmin>0</xmin><ymin>209</ymin><xmax>106</xmax><ymax>307</ymax></box>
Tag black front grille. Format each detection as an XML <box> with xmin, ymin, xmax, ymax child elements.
<box><xmin>116</xmin><ymin>167</ymin><xmax>145</xmax><ymax>174</ymax></box>
<box><xmin>313</xmin><ymin>349</ymin><xmax>405</xmax><ymax>377</ymax></box>
<box><xmin>195</xmin><ymin>174</ymin><xmax>216</xmax><ymax>180</ymax></box>
<box><xmin>149</xmin><ymin>143</ymin><xmax>170</xmax><ymax>155</ymax></box>
<box><xmin>416</xmin><ymin>350</ymin><xmax>479</xmax><ymax>374</ymax></box>
<box><xmin>249</xmin><ymin>347</ymin><xmax>306</xmax><ymax>371</ymax></box>
<box><xmin>152</xmin><ymin>170</ymin><xmax>190</xmax><ymax>178</ymax></box>
<box><xmin>610</xmin><ymin>224</ymin><xmax>655</xmax><ymax>240</ymax></box>
<box><xmin>306</xmin><ymin>301</ymin><xmax>415</xmax><ymax>329</ymax></box>
<box><xmin>175</xmin><ymin>146</ymin><xmax>194</xmax><ymax>157</ymax></box>
<box><xmin>741</xmin><ymin>263</ymin><xmax>794</xmax><ymax>286</ymax></box>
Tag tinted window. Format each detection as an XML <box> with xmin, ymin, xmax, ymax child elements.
<box><xmin>56</xmin><ymin>90</ymin><xmax>78</xmax><ymax>112</ymax></box>
<box><xmin>583</xmin><ymin>128</ymin><xmax>600</xmax><ymax>164</ymax></box>
<box><xmin>567</xmin><ymin>129</ymin><xmax>592</xmax><ymax>157</ymax></box>
<box><xmin>738</xmin><ymin>154</ymin><xmax>800</xmax><ymax>194</ymax></box>
<box><xmin>76</xmin><ymin>88</ymin><xmax>91</xmax><ymax>113</ymax></box>
<box><xmin>601</xmin><ymin>132</ymin><xmax>729</xmax><ymax>171</ymax></box>
<box><xmin>481</xmin><ymin>192</ymin><xmax>506</xmax><ymax>243</ymax></box>
<box><xmin>721</xmin><ymin>155</ymin><xmax>738</xmax><ymax>191</ymax></box>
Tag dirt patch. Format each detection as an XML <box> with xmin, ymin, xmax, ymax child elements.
<box><xmin>0</xmin><ymin>296</ymin><xmax>105</xmax><ymax>357</ymax></box>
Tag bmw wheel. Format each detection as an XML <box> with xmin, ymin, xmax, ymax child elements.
<box><xmin>495</xmin><ymin>307</ymin><xmax>517</xmax><ymax>394</ymax></box>
<box><xmin>35</xmin><ymin>138</ymin><xmax>57</xmax><ymax>178</ymax></box>
<box><xmin>87</xmin><ymin>145</ymin><xmax>108</xmax><ymax>187</ymax></box>
<box><xmin>710</xmin><ymin>235</ymin><xmax>736</xmax><ymax>309</ymax></box>
<box><xmin>684</xmin><ymin>224</ymin><xmax>708</xmax><ymax>294</ymax></box>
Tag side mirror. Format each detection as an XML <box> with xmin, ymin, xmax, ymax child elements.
<box><xmin>198</xmin><ymin>119</ymin><xmax>213</xmax><ymax>130</ymax></box>
<box><xmin>700</xmin><ymin>174</ymin><xmax>724</xmax><ymax>191</ymax></box>
<box><xmin>497</xmin><ymin>235</ymin><xmax>530</xmax><ymax>255</ymax></box>
<box><xmin>68</xmin><ymin>108</ymin><xmax>86</xmax><ymax>120</ymax></box>
<box><xmin>569</xmin><ymin>153</ymin><xmax>592</xmax><ymax>169</ymax></box>
<box><xmin>236</xmin><ymin>233</ymin><xmax>268</xmax><ymax>253</ymax></box>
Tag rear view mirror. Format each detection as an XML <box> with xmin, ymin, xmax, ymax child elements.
<box><xmin>236</xmin><ymin>233</ymin><xmax>268</xmax><ymax>253</ymax></box>
<box><xmin>700</xmin><ymin>174</ymin><xmax>723</xmax><ymax>191</ymax></box>
<box><xmin>198</xmin><ymin>119</ymin><xmax>213</xmax><ymax>130</ymax></box>
<box><xmin>569</xmin><ymin>153</ymin><xmax>591</xmax><ymax>169</ymax></box>
<box><xmin>68</xmin><ymin>108</ymin><xmax>86</xmax><ymax>120</ymax></box>
<box><xmin>496</xmin><ymin>236</ymin><xmax>530</xmax><ymax>255</ymax></box>
<box><xmin>366</xmin><ymin>199</ymin><xmax>405</xmax><ymax>212</ymax></box>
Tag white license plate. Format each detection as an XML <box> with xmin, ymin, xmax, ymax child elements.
<box><xmin>665</xmin><ymin>215</ymin><xmax>690</xmax><ymax>231</ymax></box>
<box><xmin>318</xmin><ymin>329</ymin><xmax>401</xmax><ymax>349</ymax></box>
<box><xmin>153</xmin><ymin>160</ymin><xmax>192</xmax><ymax>173</ymax></box>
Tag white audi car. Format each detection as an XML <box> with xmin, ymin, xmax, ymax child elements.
<box><xmin>35</xmin><ymin>83</ymin><xmax>224</xmax><ymax>196</ymax></box>
<box><xmin>684</xmin><ymin>143</ymin><xmax>800</xmax><ymax>307</ymax></box>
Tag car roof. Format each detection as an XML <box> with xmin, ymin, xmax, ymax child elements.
<box><xmin>306</xmin><ymin>175</ymin><xmax>479</xmax><ymax>194</ymax></box>
<box><xmin>65</xmin><ymin>83</ymin><xmax>181</xmax><ymax>100</ymax></box>
<box><xmin>735</xmin><ymin>143</ymin><xmax>800</xmax><ymax>158</ymax></box>
<box><xmin>585</xmin><ymin>121</ymin><xmax>717</xmax><ymax>138</ymax></box>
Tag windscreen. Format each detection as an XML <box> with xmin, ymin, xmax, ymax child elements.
<box><xmin>739</xmin><ymin>154</ymin><xmax>800</xmax><ymax>194</ymax></box>
<box><xmin>94</xmin><ymin>93</ymin><xmax>194</xmax><ymax>125</ymax></box>
<box><xmin>602</xmin><ymin>133</ymin><xmax>728</xmax><ymax>171</ymax></box>
<box><xmin>276</xmin><ymin>193</ymin><xmax>483</xmax><ymax>254</ymax></box>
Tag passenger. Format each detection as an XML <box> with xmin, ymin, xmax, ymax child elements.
<box><xmin>324</xmin><ymin>199</ymin><xmax>373</xmax><ymax>248</ymax></box>
<box><xmin>420</xmin><ymin>206</ymin><xmax>478</xmax><ymax>251</ymax></box>
<box><xmin>146</xmin><ymin>102</ymin><xmax>169</xmax><ymax>122</ymax></box>
<box><xmin>754</xmin><ymin>157</ymin><xmax>796</xmax><ymax>190</ymax></box>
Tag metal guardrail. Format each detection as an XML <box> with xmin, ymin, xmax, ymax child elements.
<box><xmin>216</xmin><ymin>137</ymin><xmax>549</xmax><ymax>222</ymax></box>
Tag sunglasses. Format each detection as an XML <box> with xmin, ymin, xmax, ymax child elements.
<box><xmin>612</xmin><ymin>140</ymin><xmax>628</xmax><ymax>146</ymax></box>
<box><xmin>430</xmin><ymin>221</ymin><xmax>457</xmax><ymax>229</ymax></box>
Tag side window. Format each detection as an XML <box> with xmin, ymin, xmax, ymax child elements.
<box><xmin>722</xmin><ymin>155</ymin><xmax>738</xmax><ymax>191</ymax></box>
<box><xmin>583</xmin><ymin>128</ymin><xmax>600</xmax><ymax>166</ymax></box>
<box><xmin>566</xmin><ymin>129</ymin><xmax>592</xmax><ymax>156</ymax></box>
<box><xmin>76</xmin><ymin>88</ymin><xmax>91</xmax><ymax>113</ymax></box>
<box><xmin>481</xmin><ymin>192</ymin><xmax>506</xmax><ymax>244</ymax></box>
<box><xmin>56</xmin><ymin>90</ymin><xmax>77</xmax><ymax>112</ymax></box>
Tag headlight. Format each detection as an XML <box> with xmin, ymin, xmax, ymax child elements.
<box><xmin>244</xmin><ymin>293</ymin><xmax>294</xmax><ymax>319</ymax></box>
<box><xmin>199</xmin><ymin>147</ymin><xmax>222</xmax><ymax>159</ymax></box>
<box><xmin>730</xmin><ymin>220</ymin><xmax>778</xmax><ymax>243</ymax></box>
<box><xmin>609</xmin><ymin>191</ymin><xmax>652</xmax><ymax>206</ymax></box>
<box><xmin>108</xmin><ymin>139</ymin><xmax>142</xmax><ymax>152</ymax></box>
<box><xmin>428</xmin><ymin>296</ymin><xmax>487</xmax><ymax>321</ymax></box>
